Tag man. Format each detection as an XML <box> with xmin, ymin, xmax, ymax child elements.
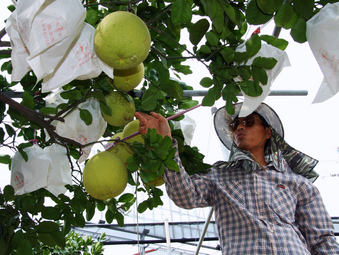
<box><xmin>135</xmin><ymin>102</ymin><xmax>339</xmax><ymax>254</ymax></box>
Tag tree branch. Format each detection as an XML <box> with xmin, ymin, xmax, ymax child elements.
<box><xmin>0</xmin><ymin>91</ymin><xmax>84</xmax><ymax>147</ymax></box>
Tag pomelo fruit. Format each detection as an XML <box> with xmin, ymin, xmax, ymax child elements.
<box><xmin>122</xmin><ymin>119</ymin><xmax>145</xmax><ymax>154</ymax></box>
<box><xmin>94</xmin><ymin>11</ymin><xmax>151</xmax><ymax>70</ymax></box>
<box><xmin>107</xmin><ymin>132</ymin><xmax>132</xmax><ymax>165</ymax></box>
<box><xmin>83</xmin><ymin>151</ymin><xmax>128</xmax><ymax>200</ymax></box>
<box><xmin>101</xmin><ymin>91</ymin><xmax>135</xmax><ymax>127</ymax></box>
<box><xmin>113</xmin><ymin>62</ymin><xmax>145</xmax><ymax>92</ymax></box>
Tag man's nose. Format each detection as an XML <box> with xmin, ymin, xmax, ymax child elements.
<box><xmin>237</xmin><ymin>121</ymin><xmax>245</xmax><ymax>130</ymax></box>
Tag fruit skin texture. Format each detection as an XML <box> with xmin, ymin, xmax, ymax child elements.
<box><xmin>107</xmin><ymin>132</ymin><xmax>132</xmax><ymax>165</ymax></box>
<box><xmin>113</xmin><ymin>63</ymin><xmax>144</xmax><ymax>92</ymax></box>
<box><xmin>83</xmin><ymin>151</ymin><xmax>128</xmax><ymax>200</ymax></box>
<box><xmin>101</xmin><ymin>91</ymin><xmax>135</xmax><ymax>127</ymax></box>
<box><xmin>94</xmin><ymin>11</ymin><xmax>151</xmax><ymax>70</ymax></box>
<box><xmin>122</xmin><ymin>119</ymin><xmax>145</xmax><ymax>154</ymax></box>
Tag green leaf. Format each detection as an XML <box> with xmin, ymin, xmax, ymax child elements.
<box><xmin>164</xmin><ymin>158</ymin><xmax>179</xmax><ymax>171</ymax></box>
<box><xmin>246</xmin><ymin>0</ymin><xmax>273</xmax><ymax>25</ymax></box>
<box><xmin>260</xmin><ymin>35</ymin><xmax>289</xmax><ymax>50</ymax></box>
<box><xmin>41</xmin><ymin>207</ymin><xmax>61</xmax><ymax>220</ymax></box>
<box><xmin>252</xmin><ymin>56</ymin><xmax>277</xmax><ymax>69</ymax></box>
<box><xmin>137</xmin><ymin>200</ymin><xmax>148</xmax><ymax>213</ymax></box>
<box><xmin>3</xmin><ymin>185</ymin><xmax>14</xmax><ymax>201</ymax></box>
<box><xmin>239</xmin><ymin>80</ymin><xmax>263</xmax><ymax>97</ymax></box>
<box><xmin>85</xmin><ymin>9</ymin><xmax>98</xmax><ymax>26</ymax></box>
<box><xmin>274</xmin><ymin>3</ymin><xmax>298</xmax><ymax>29</ymax></box>
<box><xmin>256</xmin><ymin>0</ymin><xmax>284</xmax><ymax>14</ymax></box>
<box><xmin>189</xmin><ymin>19</ymin><xmax>210</xmax><ymax>45</ymax></box>
<box><xmin>16</xmin><ymin>239</ymin><xmax>32</xmax><ymax>255</ymax></box>
<box><xmin>221</xmin><ymin>47</ymin><xmax>235</xmax><ymax>64</ymax></box>
<box><xmin>118</xmin><ymin>193</ymin><xmax>134</xmax><ymax>203</ymax></box>
<box><xmin>105</xmin><ymin>209</ymin><xmax>114</xmax><ymax>224</ymax></box>
<box><xmin>75</xmin><ymin>212</ymin><xmax>85</xmax><ymax>227</ymax></box>
<box><xmin>21</xmin><ymin>91</ymin><xmax>35</xmax><ymax>110</ymax></box>
<box><xmin>252</xmin><ymin>66</ymin><xmax>268</xmax><ymax>85</ymax></box>
<box><xmin>292</xmin><ymin>0</ymin><xmax>314</xmax><ymax>19</ymax></box>
<box><xmin>205</xmin><ymin>31</ymin><xmax>219</xmax><ymax>46</ymax></box>
<box><xmin>86</xmin><ymin>202</ymin><xmax>95</xmax><ymax>221</ymax></box>
<box><xmin>0</xmin><ymin>155</ymin><xmax>10</xmax><ymax>164</ymax></box>
<box><xmin>115</xmin><ymin>212</ymin><xmax>124</xmax><ymax>227</ymax></box>
<box><xmin>200</xmin><ymin>77</ymin><xmax>214</xmax><ymax>88</ymax></box>
<box><xmin>38</xmin><ymin>233</ymin><xmax>58</xmax><ymax>247</ymax></box>
<box><xmin>159</xmin><ymin>80</ymin><xmax>183</xmax><ymax>100</ymax></box>
<box><xmin>202</xmin><ymin>86</ymin><xmax>220</xmax><ymax>106</ymax></box>
<box><xmin>10</xmin><ymin>230</ymin><xmax>24</xmax><ymax>249</ymax></box>
<box><xmin>79</xmin><ymin>109</ymin><xmax>92</xmax><ymax>125</ymax></box>
<box><xmin>246</xmin><ymin>33</ymin><xmax>261</xmax><ymax>58</ymax></box>
<box><xmin>290</xmin><ymin>18</ymin><xmax>307</xmax><ymax>43</ymax></box>
<box><xmin>39</xmin><ymin>107</ymin><xmax>58</xmax><ymax>115</ymax></box>
<box><xmin>222</xmin><ymin>3</ymin><xmax>239</xmax><ymax>25</ymax></box>
<box><xmin>36</xmin><ymin>221</ymin><xmax>60</xmax><ymax>233</ymax></box>
<box><xmin>171</xmin><ymin>0</ymin><xmax>192</xmax><ymax>24</ymax></box>
<box><xmin>50</xmin><ymin>230</ymin><xmax>65</xmax><ymax>248</ymax></box>
<box><xmin>4</xmin><ymin>124</ymin><xmax>15</xmax><ymax>137</ymax></box>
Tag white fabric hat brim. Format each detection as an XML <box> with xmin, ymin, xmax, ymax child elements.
<box><xmin>214</xmin><ymin>102</ymin><xmax>284</xmax><ymax>150</ymax></box>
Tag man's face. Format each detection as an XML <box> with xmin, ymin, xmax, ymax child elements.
<box><xmin>230</xmin><ymin>113</ymin><xmax>271</xmax><ymax>151</ymax></box>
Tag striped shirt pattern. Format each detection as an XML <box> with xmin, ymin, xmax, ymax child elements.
<box><xmin>164</xmin><ymin>140</ymin><xmax>339</xmax><ymax>254</ymax></box>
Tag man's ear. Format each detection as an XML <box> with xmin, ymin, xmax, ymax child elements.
<box><xmin>266</xmin><ymin>127</ymin><xmax>272</xmax><ymax>139</ymax></box>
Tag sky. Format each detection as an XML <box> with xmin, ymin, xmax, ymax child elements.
<box><xmin>1</xmin><ymin>1</ymin><xmax>339</xmax><ymax>254</ymax></box>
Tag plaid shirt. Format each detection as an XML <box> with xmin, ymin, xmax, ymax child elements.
<box><xmin>164</xmin><ymin>140</ymin><xmax>339</xmax><ymax>254</ymax></box>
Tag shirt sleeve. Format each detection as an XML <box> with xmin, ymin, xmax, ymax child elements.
<box><xmin>163</xmin><ymin>139</ymin><xmax>215</xmax><ymax>209</ymax></box>
<box><xmin>296</xmin><ymin>180</ymin><xmax>339</xmax><ymax>254</ymax></box>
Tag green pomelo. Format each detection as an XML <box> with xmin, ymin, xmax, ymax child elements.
<box><xmin>101</xmin><ymin>91</ymin><xmax>135</xmax><ymax>127</ymax></box>
<box><xmin>94</xmin><ymin>11</ymin><xmax>151</xmax><ymax>70</ymax></box>
<box><xmin>83</xmin><ymin>151</ymin><xmax>128</xmax><ymax>200</ymax></box>
<box><xmin>113</xmin><ymin>63</ymin><xmax>144</xmax><ymax>92</ymax></box>
<box><xmin>108</xmin><ymin>132</ymin><xmax>133</xmax><ymax>165</ymax></box>
<box><xmin>122</xmin><ymin>119</ymin><xmax>145</xmax><ymax>154</ymax></box>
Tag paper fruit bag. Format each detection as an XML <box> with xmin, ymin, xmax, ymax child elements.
<box><xmin>172</xmin><ymin>115</ymin><xmax>196</xmax><ymax>146</ymax></box>
<box><xmin>42</xmin><ymin>23</ymin><xmax>113</xmax><ymax>93</ymax></box>
<box><xmin>15</xmin><ymin>0</ymin><xmax>86</xmax><ymax>82</ymax></box>
<box><xmin>10</xmin><ymin>144</ymin><xmax>71</xmax><ymax>197</ymax></box>
<box><xmin>306</xmin><ymin>3</ymin><xmax>339</xmax><ymax>103</ymax></box>
<box><xmin>45</xmin><ymin>90</ymin><xmax>107</xmax><ymax>163</ymax></box>
<box><xmin>235</xmin><ymin>43</ymin><xmax>290</xmax><ymax>117</ymax></box>
<box><xmin>5</xmin><ymin>10</ymin><xmax>31</xmax><ymax>82</ymax></box>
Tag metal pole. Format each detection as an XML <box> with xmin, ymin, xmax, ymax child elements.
<box><xmin>194</xmin><ymin>207</ymin><xmax>214</xmax><ymax>255</ymax></box>
<box><xmin>164</xmin><ymin>218</ymin><xmax>172</xmax><ymax>255</ymax></box>
<box><xmin>2</xmin><ymin>90</ymin><xmax>308</xmax><ymax>99</ymax></box>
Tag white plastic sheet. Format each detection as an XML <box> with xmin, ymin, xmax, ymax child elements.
<box><xmin>45</xmin><ymin>89</ymin><xmax>107</xmax><ymax>163</ymax></box>
<box><xmin>306</xmin><ymin>2</ymin><xmax>339</xmax><ymax>103</ymax></box>
<box><xmin>235</xmin><ymin>43</ymin><xmax>290</xmax><ymax>117</ymax></box>
<box><xmin>10</xmin><ymin>143</ymin><xmax>71</xmax><ymax>197</ymax></box>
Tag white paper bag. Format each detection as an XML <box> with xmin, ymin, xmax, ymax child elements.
<box><xmin>11</xmin><ymin>144</ymin><xmax>50</xmax><ymax>195</ymax></box>
<box><xmin>45</xmin><ymin>90</ymin><xmax>107</xmax><ymax>163</ymax></box>
<box><xmin>5</xmin><ymin>10</ymin><xmax>31</xmax><ymax>82</ymax></box>
<box><xmin>172</xmin><ymin>114</ymin><xmax>196</xmax><ymax>145</ymax></box>
<box><xmin>42</xmin><ymin>23</ymin><xmax>113</xmax><ymax>93</ymax></box>
<box><xmin>15</xmin><ymin>0</ymin><xmax>86</xmax><ymax>82</ymax></box>
<box><xmin>306</xmin><ymin>3</ymin><xmax>339</xmax><ymax>103</ymax></box>
<box><xmin>44</xmin><ymin>144</ymin><xmax>72</xmax><ymax>196</ymax></box>
<box><xmin>10</xmin><ymin>144</ymin><xmax>72</xmax><ymax>196</ymax></box>
<box><xmin>235</xmin><ymin>43</ymin><xmax>290</xmax><ymax>117</ymax></box>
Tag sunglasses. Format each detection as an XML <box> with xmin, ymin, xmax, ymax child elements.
<box><xmin>228</xmin><ymin>116</ymin><xmax>262</xmax><ymax>132</ymax></box>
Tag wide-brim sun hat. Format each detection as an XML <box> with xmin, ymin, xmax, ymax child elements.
<box><xmin>214</xmin><ymin>102</ymin><xmax>284</xmax><ymax>150</ymax></box>
<box><xmin>213</xmin><ymin>102</ymin><xmax>319</xmax><ymax>182</ymax></box>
